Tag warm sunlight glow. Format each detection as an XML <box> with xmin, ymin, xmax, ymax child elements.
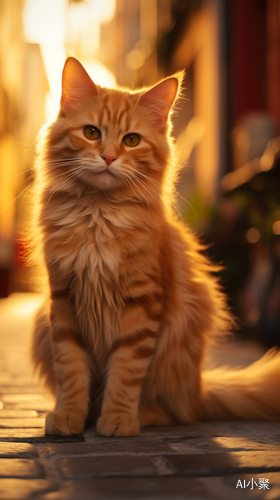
<box><xmin>23</xmin><ymin>0</ymin><xmax>116</xmax><ymax>121</ymax></box>
<box><xmin>177</xmin><ymin>116</ymin><xmax>206</xmax><ymax>163</ymax></box>
<box><xmin>84</xmin><ymin>60</ymin><xmax>116</xmax><ymax>88</ymax></box>
<box><xmin>5</xmin><ymin>294</ymin><xmax>44</xmax><ymax>317</ymax></box>
<box><xmin>0</xmin><ymin>136</ymin><xmax>18</xmax><ymax>240</ymax></box>
<box><xmin>23</xmin><ymin>0</ymin><xmax>66</xmax><ymax>46</ymax></box>
<box><xmin>173</xmin><ymin>3</ymin><xmax>221</xmax><ymax>200</ymax></box>
<box><xmin>0</xmin><ymin>294</ymin><xmax>44</xmax><ymax>320</ymax></box>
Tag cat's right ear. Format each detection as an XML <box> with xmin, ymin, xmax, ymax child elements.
<box><xmin>61</xmin><ymin>57</ymin><xmax>97</xmax><ymax>111</ymax></box>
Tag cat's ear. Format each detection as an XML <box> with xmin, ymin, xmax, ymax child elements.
<box><xmin>61</xmin><ymin>57</ymin><xmax>97</xmax><ymax>110</ymax></box>
<box><xmin>139</xmin><ymin>72</ymin><xmax>183</xmax><ymax>128</ymax></box>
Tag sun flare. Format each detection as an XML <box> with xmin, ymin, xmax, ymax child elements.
<box><xmin>23</xmin><ymin>0</ymin><xmax>116</xmax><ymax>121</ymax></box>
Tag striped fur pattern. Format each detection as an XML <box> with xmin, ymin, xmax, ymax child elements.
<box><xmin>31</xmin><ymin>58</ymin><xmax>280</xmax><ymax>436</ymax></box>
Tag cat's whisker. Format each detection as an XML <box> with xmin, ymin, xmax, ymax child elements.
<box><xmin>121</xmin><ymin>172</ymin><xmax>144</xmax><ymax>201</ymax></box>
<box><xmin>46</xmin><ymin>156</ymin><xmax>78</xmax><ymax>161</ymax></box>
<box><xmin>122</xmin><ymin>166</ymin><xmax>159</xmax><ymax>199</ymax></box>
<box><xmin>16</xmin><ymin>141</ymin><xmax>35</xmax><ymax>148</ymax></box>
<box><xmin>44</xmin><ymin>169</ymin><xmax>83</xmax><ymax>208</ymax></box>
<box><xmin>130</xmin><ymin>167</ymin><xmax>195</xmax><ymax>221</ymax></box>
<box><xmin>177</xmin><ymin>194</ymin><xmax>198</xmax><ymax>218</ymax></box>
<box><xmin>127</xmin><ymin>165</ymin><xmax>161</xmax><ymax>189</ymax></box>
<box><xmin>129</xmin><ymin>176</ymin><xmax>158</xmax><ymax>215</ymax></box>
<box><xmin>52</xmin><ymin>166</ymin><xmax>84</xmax><ymax>185</ymax></box>
<box><xmin>127</xmin><ymin>165</ymin><xmax>194</xmax><ymax>221</ymax></box>
<box><xmin>121</xmin><ymin>167</ymin><xmax>163</xmax><ymax>209</ymax></box>
<box><xmin>24</xmin><ymin>174</ymin><xmax>35</xmax><ymax>185</ymax></box>
<box><xmin>44</xmin><ymin>172</ymin><xmax>81</xmax><ymax>207</ymax></box>
<box><xmin>0</xmin><ymin>168</ymin><xmax>33</xmax><ymax>181</ymax></box>
<box><xmin>45</xmin><ymin>160</ymin><xmax>79</xmax><ymax>167</ymax></box>
<box><xmin>171</xmin><ymin>200</ymin><xmax>185</xmax><ymax>225</ymax></box>
<box><xmin>39</xmin><ymin>163</ymin><xmax>81</xmax><ymax>176</ymax></box>
<box><xmin>48</xmin><ymin>165</ymin><xmax>85</xmax><ymax>181</ymax></box>
<box><xmin>22</xmin><ymin>181</ymin><xmax>36</xmax><ymax>206</ymax></box>
<box><xmin>43</xmin><ymin>160</ymin><xmax>81</xmax><ymax>170</ymax></box>
<box><xmin>125</xmin><ymin>172</ymin><xmax>166</xmax><ymax>223</ymax></box>
<box><xmin>122</xmin><ymin>174</ymin><xmax>153</xmax><ymax>213</ymax></box>
<box><xmin>0</xmin><ymin>181</ymin><xmax>34</xmax><ymax>212</ymax></box>
<box><xmin>122</xmin><ymin>176</ymin><xmax>141</xmax><ymax>205</ymax></box>
<box><xmin>129</xmin><ymin>172</ymin><xmax>162</xmax><ymax>211</ymax></box>
<box><xmin>127</xmin><ymin>171</ymin><xmax>163</xmax><ymax>202</ymax></box>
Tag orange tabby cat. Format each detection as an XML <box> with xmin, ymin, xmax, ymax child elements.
<box><xmin>31</xmin><ymin>57</ymin><xmax>280</xmax><ymax>436</ymax></box>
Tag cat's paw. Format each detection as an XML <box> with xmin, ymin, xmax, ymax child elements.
<box><xmin>45</xmin><ymin>410</ymin><xmax>84</xmax><ymax>436</ymax></box>
<box><xmin>96</xmin><ymin>412</ymin><xmax>140</xmax><ymax>437</ymax></box>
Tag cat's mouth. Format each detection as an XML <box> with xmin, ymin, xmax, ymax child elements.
<box><xmin>95</xmin><ymin>168</ymin><xmax>117</xmax><ymax>178</ymax></box>
<box><xmin>80</xmin><ymin>166</ymin><xmax>124</xmax><ymax>190</ymax></box>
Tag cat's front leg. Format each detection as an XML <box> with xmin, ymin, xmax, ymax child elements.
<box><xmin>46</xmin><ymin>295</ymin><xmax>91</xmax><ymax>436</ymax></box>
<box><xmin>97</xmin><ymin>296</ymin><xmax>162</xmax><ymax>437</ymax></box>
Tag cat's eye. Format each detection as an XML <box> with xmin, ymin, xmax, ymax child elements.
<box><xmin>123</xmin><ymin>133</ymin><xmax>140</xmax><ymax>147</ymax></box>
<box><xmin>84</xmin><ymin>126</ymin><xmax>101</xmax><ymax>140</ymax></box>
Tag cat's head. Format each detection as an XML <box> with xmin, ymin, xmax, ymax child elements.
<box><xmin>45</xmin><ymin>57</ymin><xmax>183</xmax><ymax>200</ymax></box>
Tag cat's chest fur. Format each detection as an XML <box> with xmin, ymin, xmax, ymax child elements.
<box><xmin>44</xmin><ymin>196</ymin><xmax>154</xmax><ymax>350</ymax></box>
<box><xmin>74</xmin><ymin>208</ymin><xmax>122</xmax><ymax>282</ymax></box>
<box><xmin>45</xmin><ymin>196</ymin><xmax>152</xmax><ymax>277</ymax></box>
<box><xmin>46</xmin><ymin>200</ymin><xmax>124</xmax><ymax>279</ymax></box>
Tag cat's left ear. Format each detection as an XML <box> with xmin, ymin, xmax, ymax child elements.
<box><xmin>139</xmin><ymin>72</ymin><xmax>184</xmax><ymax>128</ymax></box>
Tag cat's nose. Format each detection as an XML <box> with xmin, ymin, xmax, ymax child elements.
<box><xmin>101</xmin><ymin>154</ymin><xmax>117</xmax><ymax>167</ymax></box>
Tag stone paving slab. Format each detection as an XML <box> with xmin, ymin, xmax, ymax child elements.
<box><xmin>1</xmin><ymin>395</ymin><xmax>49</xmax><ymax>403</ymax></box>
<box><xmin>0</xmin><ymin>394</ymin><xmax>54</xmax><ymax>410</ymax></box>
<box><xmin>39</xmin><ymin>477</ymin><xmax>217</xmax><ymax>500</ymax></box>
<box><xmin>0</xmin><ymin>418</ymin><xmax>45</xmax><ymax>428</ymax></box>
<box><xmin>54</xmin><ymin>451</ymin><xmax>280</xmax><ymax>479</ymax></box>
<box><xmin>0</xmin><ymin>443</ymin><xmax>39</xmax><ymax>458</ymax></box>
<box><xmin>44</xmin><ymin>440</ymin><xmax>174</xmax><ymax>457</ymax></box>
<box><xmin>0</xmin><ymin>433</ymin><xmax>85</xmax><ymax>443</ymax></box>
<box><xmin>0</xmin><ymin>386</ymin><xmax>39</xmax><ymax>393</ymax></box>
<box><xmin>43</xmin><ymin>435</ymin><xmax>279</xmax><ymax>457</ymax></box>
<box><xmin>38</xmin><ymin>475</ymin><xmax>279</xmax><ymax>500</ymax></box>
<box><xmin>0</xmin><ymin>458</ymin><xmax>45</xmax><ymax>479</ymax></box>
<box><xmin>0</xmin><ymin>429</ymin><xmax>46</xmax><ymax>439</ymax></box>
<box><xmin>164</xmin><ymin>451</ymin><xmax>280</xmax><ymax>476</ymax></box>
<box><xmin>0</xmin><ymin>293</ymin><xmax>280</xmax><ymax>500</ymax></box>
<box><xmin>0</xmin><ymin>410</ymin><xmax>38</xmax><ymax>418</ymax></box>
<box><xmin>0</xmin><ymin>377</ymin><xmax>39</xmax><ymax>386</ymax></box>
<box><xmin>0</xmin><ymin>479</ymin><xmax>57</xmax><ymax>500</ymax></box>
<box><xmin>1</xmin><ymin>401</ymin><xmax>52</xmax><ymax>411</ymax></box>
<box><xmin>57</xmin><ymin>455</ymin><xmax>160</xmax><ymax>479</ymax></box>
<box><xmin>168</xmin><ymin>436</ymin><xmax>280</xmax><ymax>454</ymax></box>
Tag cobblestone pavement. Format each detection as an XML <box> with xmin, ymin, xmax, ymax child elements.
<box><xmin>1</xmin><ymin>293</ymin><xmax>280</xmax><ymax>500</ymax></box>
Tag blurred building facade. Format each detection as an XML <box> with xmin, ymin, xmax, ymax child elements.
<box><xmin>159</xmin><ymin>0</ymin><xmax>280</xmax><ymax>346</ymax></box>
<box><xmin>0</xmin><ymin>0</ymin><xmax>48</xmax><ymax>296</ymax></box>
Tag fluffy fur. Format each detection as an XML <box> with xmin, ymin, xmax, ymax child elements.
<box><xmin>31</xmin><ymin>57</ymin><xmax>280</xmax><ymax>436</ymax></box>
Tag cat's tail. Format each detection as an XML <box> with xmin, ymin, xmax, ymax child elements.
<box><xmin>201</xmin><ymin>348</ymin><xmax>280</xmax><ymax>420</ymax></box>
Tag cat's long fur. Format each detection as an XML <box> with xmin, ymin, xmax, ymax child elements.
<box><xmin>31</xmin><ymin>57</ymin><xmax>280</xmax><ymax>436</ymax></box>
